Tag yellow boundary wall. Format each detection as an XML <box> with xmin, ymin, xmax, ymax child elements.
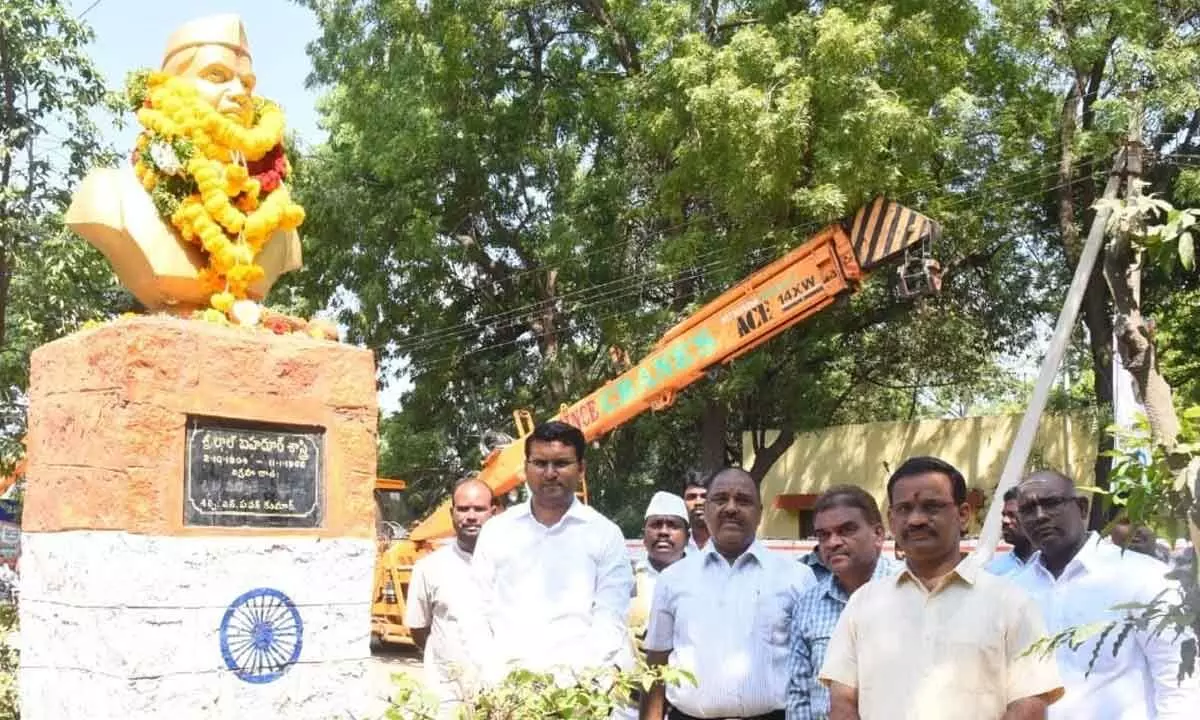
<box><xmin>747</xmin><ymin>411</ymin><xmax>1099</xmax><ymax>538</ymax></box>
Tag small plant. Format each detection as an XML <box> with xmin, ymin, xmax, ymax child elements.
<box><xmin>0</xmin><ymin>602</ymin><xmax>19</xmax><ymax>720</ymax></box>
<box><xmin>381</xmin><ymin>660</ymin><xmax>694</xmax><ymax>719</ymax></box>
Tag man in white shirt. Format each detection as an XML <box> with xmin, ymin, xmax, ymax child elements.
<box><xmin>630</xmin><ymin>491</ymin><xmax>691</xmax><ymax>642</ymax></box>
<box><xmin>1011</xmin><ymin>469</ymin><xmax>1199</xmax><ymax>719</ymax></box>
<box><xmin>640</xmin><ymin>467</ymin><xmax>817</xmax><ymax>720</ymax></box>
<box><xmin>984</xmin><ymin>487</ymin><xmax>1034</xmax><ymax>576</ymax></box>
<box><xmin>681</xmin><ymin>471</ymin><xmax>710</xmax><ymax>553</ymax></box>
<box><xmin>616</xmin><ymin>491</ymin><xmax>692</xmax><ymax>720</ymax></box>
<box><xmin>403</xmin><ymin>477</ymin><xmax>495</xmax><ymax>717</ymax></box>
<box><xmin>471</xmin><ymin>420</ymin><xmax>634</xmax><ymax>684</ymax></box>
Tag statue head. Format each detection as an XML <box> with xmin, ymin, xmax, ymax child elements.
<box><xmin>161</xmin><ymin>14</ymin><xmax>255</xmax><ymax>127</ymax></box>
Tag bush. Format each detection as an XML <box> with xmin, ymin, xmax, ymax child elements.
<box><xmin>382</xmin><ymin>661</ymin><xmax>693</xmax><ymax>719</ymax></box>
<box><xmin>0</xmin><ymin>603</ymin><xmax>17</xmax><ymax>720</ymax></box>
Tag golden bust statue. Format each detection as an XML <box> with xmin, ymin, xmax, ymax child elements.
<box><xmin>66</xmin><ymin>14</ymin><xmax>302</xmax><ymax>314</ymax></box>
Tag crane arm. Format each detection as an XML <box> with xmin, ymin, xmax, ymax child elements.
<box><xmin>407</xmin><ymin>198</ymin><xmax>939</xmax><ymax>542</ymax></box>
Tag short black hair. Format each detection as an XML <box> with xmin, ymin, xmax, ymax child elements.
<box><xmin>682</xmin><ymin>469</ymin><xmax>709</xmax><ymax>493</ymax></box>
<box><xmin>813</xmin><ymin>484</ymin><xmax>883</xmax><ymax>526</ymax></box>
<box><xmin>886</xmin><ymin>456</ymin><xmax>967</xmax><ymax>505</ymax></box>
<box><xmin>524</xmin><ymin>420</ymin><xmax>586</xmax><ymax>463</ymax></box>
<box><xmin>1003</xmin><ymin>486</ymin><xmax>1019</xmax><ymax>503</ymax></box>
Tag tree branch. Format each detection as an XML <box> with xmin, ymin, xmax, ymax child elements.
<box><xmin>574</xmin><ymin>0</ymin><xmax>642</xmax><ymax>75</ymax></box>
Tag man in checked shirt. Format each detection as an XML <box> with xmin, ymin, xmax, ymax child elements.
<box><xmin>785</xmin><ymin>486</ymin><xmax>901</xmax><ymax>720</ymax></box>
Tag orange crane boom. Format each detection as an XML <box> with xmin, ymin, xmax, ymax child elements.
<box><xmin>407</xmin><ymin>197</ymin><xmax>940</xmax><ymax>541</ymax></box>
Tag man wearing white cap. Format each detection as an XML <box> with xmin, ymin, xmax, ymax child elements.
<box><xmin>616</xmin><ymin>491</ymin><xmax>692</xmax><ymax>720</ymax></box>
<box><xmin>631</xmin><ymin>491</ymin><xmax>691</xmax><ymax>641</ymax></box>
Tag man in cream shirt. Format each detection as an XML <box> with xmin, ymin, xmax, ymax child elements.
<box><xmin>403</xmin><ymin>477</ymin><xmax>495</xmax><ymax>717</ymax></box>
<box><xmin>1011</xmin><ymin>469</ymin><xmax>1199</xmax><ymax>719</ymax></box>
<box><xmin>471</xmin><ymin>421</ymin><xmax>634</xmax><ymax>683</ymax></box>
<box><xmin>820</xmin><ymin>456</ymin><xmax>1064</xmax><ymax>719</ymax></box>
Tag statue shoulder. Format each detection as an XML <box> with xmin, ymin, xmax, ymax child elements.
<box><xmin>66</xmin><ymin>166</ymin><xmax>138</xmax><ymax>230</ymax></box>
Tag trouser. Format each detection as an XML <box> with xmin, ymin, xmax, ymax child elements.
<box><xmin>667</xmin><ymin>708</ymin><xmax>785</xmax><ymax>720</ymax></box>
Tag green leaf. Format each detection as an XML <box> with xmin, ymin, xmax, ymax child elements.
<box><xmin>1179</xmin><ymin>231</ymin><xmax>1196</xmax><ymax>271</ymax></box>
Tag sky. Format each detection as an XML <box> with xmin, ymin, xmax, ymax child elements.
<box><xmin>69</xmin><ymin>0</ymin><xmax>409</xmax><ymax>412</ymax></box>
<box><xmin>71</xmin><ymin>0</ymin><xmax>326</xmax><ymax>150</ymax></box>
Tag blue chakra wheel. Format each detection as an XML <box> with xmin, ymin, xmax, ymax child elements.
<box><xmin>219</xmin><ymin>587</ymin><xmax>304</xmax><ymax>684</ymax></box>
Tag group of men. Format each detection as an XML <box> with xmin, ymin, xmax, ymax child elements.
<box><xmin>402</xmin><ymin>420</ymin><xmax>1199</xmax><ymax>719</ymax></box>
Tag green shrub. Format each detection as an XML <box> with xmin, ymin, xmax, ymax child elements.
<box><xmin>0</xmin><ymin>603</ymin><xmax>18</xmax><ymax>720</ymax></box>
<box><xmin>382</xmin><ymin>661</ymin><xmax>693</xmax><ymax>719</ymax></box>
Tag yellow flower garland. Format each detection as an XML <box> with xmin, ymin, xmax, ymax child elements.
<box><xmin>130</xmin><ymin>72</ymin><xmax>305</xmax><ymax>312</ymax></box>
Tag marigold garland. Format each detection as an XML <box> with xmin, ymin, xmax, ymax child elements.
<box><xmin>125</xmin><ymin>69</ymin><xmax>305</xmax><ymax>314</ymax></box>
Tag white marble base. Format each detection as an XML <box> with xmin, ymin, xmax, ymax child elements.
<box><xmin>18</xmin><ymin>532</ymin><xmax>376</xmax><ymax>720</ymax></box>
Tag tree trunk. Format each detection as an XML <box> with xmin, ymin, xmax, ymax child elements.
<box><xmin>698</xmin><ymin>398</ymin><xmax>728</xmax><ymax>473</ymax></box>
<box><xmin>747</xmin><ymin>426</ymin><xmax>795</xmax><ymax>486</ymax></box>
<box><xmin>1104</xmin><ymin>131</ymin><xmax>1182</xmax><ymax>450</ymax></box>
<box><xmin>1055</xmin><ymin>78</ymin><xmax>1116</xmax><ymax>529</ymax></box>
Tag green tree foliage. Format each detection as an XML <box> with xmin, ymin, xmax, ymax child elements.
<box><xmin>293</xmin><ymin>0</ymin><xmax>1059</xmax><ymax>524</ymax></box>
<box><xmin>0</xmin><ymin>0</ymin><xmax>131</xmax><ymax>471</ymax></box>
<box><xmin>984</xmin><ymin>0</ymin><xmax>1200</xmax><ymax>521</ymax></box>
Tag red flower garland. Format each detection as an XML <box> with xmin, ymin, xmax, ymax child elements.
<box><xmin>247</xmin><ymin>143</ymin><xmax>290</xmax><ymax>193</ymax></box>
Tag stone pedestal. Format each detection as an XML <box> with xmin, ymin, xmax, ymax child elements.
<box><xmin>19</xmin><ymin>316</ymin><xmax>378</xmax><ymax>720</ymax></box>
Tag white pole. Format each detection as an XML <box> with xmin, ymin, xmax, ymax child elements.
<box><xmin>972</xmin><ymin>148</ymin><xmax>1127</xmax><ymax>567</ymax></box>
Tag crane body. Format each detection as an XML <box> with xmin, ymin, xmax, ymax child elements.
<box><xmin>371</xmin><ymin>197</ymin><xmax>941</xmax><ymax>645</ymax></box>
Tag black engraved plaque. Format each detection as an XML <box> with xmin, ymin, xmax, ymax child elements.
<box><xmin>184</xmin><ymin>416</ymin><xmax>324</xmax><ymax>528</ymax></box>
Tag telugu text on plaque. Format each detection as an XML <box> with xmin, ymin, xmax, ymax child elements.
<box><xmin>185</xmin><ymin>417</ymin><xmax>324</xmax><ymax>528</ymax></box>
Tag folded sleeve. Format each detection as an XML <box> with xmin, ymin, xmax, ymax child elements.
<box><xmin>588</xmin><ymin>524</ymin><xmax>637</xmax><ymax>668</ymax></box>
<box><xmin>643</xmin><ymin>566</ymin><xmax>677</xmax><ymax>654</ymax></box>
<box><xmin>402</xmin><ymin>558</ymin><xmax>432</xmax><ymax>629</ymax></box>
<box><xmin>1136</xmin><ymin>576</ymin><xmax>1200</xmax><ymax>718</ymax></box>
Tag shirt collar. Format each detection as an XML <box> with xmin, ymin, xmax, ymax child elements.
<box><xmin>1028</xmin><ymin>530</ymin><xmax>1104</xmax><ymax>576</ymax></box>
<box><xmin>513</xmin><ymin>497</ymin><xmax>587</xmax><ymax>527</ymax></box>
<box><xmin>894</xmin><ymin>555</ymin><xmax>979</xmax><ymax>592</ymax></box>
<box><xmin>702</xmin><ymin>538</ymin><xmax>767</xmax><ymax>568</ymax></box>
<box><xmin>823</xmin><ymin>555</ymin><xmax>900</xmax><ymax>601</ymax></box>
<box><xmin>636</xmin><ymin>558</ymin><xmax>664</xmax><ymax>579</ymax></box>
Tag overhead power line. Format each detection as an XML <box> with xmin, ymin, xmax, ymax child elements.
<box><xmin>404</xmin><ymin>171</ymin><xmax>1088</xmax><ymax>374</ymax></box>
<box><xmin>386</xmin><ymin>158</ymin><xmax>1079</xmax><ymax>356</ymax></box>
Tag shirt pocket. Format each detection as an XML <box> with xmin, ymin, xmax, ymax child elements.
<box><xmin>757</xmin><ymin>588</ymin><xmax>794</xmax><ymax>647</ymax></box>
<box><xmin>931</xmin><ymin>626</ymin><xmax>1004</xmax><ymax>711</ymax></box>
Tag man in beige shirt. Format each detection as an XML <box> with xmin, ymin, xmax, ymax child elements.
<box><xmin>819</xmin><ymin>456</ymin><xmax>1064</xmax><ymax>720</ymax></box>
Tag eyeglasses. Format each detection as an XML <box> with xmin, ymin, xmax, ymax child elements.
<box><xmin>1016</xmin><ymin>495</ymin><xmax>1076</xmax><ymax>518</ymax></box>
<box><xmin>525</xmin><ymin>458</ymin><xmax>576</xmax><ymax>472</ymax></box>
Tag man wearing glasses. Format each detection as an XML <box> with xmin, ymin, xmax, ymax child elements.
<box><xmin>819</xmin><ymin>456</ymin><xmax>1063</xmax><ymax>719</ymax></box>
<box><xmin>1011</xmin><ymin>469</ymin><xmax>1199</xmax><ymax>719</ymax></box>
<box><xmin>470</xmin><ymin>420</ymin><xmax>634</xmax><ymax>685</ymax></box>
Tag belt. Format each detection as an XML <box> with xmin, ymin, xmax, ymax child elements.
<box><xmin>667</xmin><ymin>708</ymin><xmax>785</xmax><ymax>720</ymax></box>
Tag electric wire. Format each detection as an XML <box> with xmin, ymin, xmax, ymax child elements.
<box><xmin>404</xmin><ymin>171</ymin><xmax>1093</xmax><ymax>374</ymax></box>
<box><xmin>386</xmin><ymin>155</ymin><xmax>1079</xmax><ymax>355</ymax></box>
